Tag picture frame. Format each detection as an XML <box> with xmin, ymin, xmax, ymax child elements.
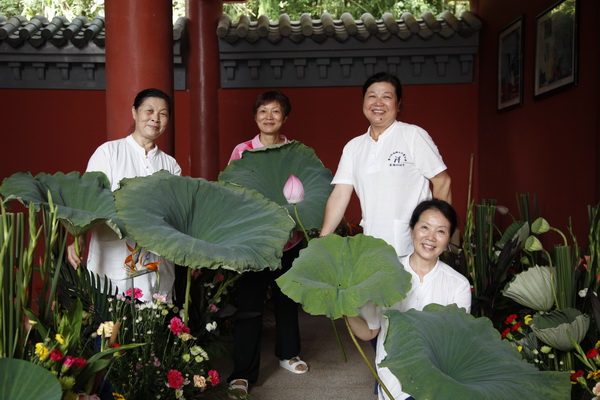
<box><xmin>534</xmin><ymin>0</ymin><xmax>578</xmax><ymax>97</ymax></box>
<box><xmin>498</xmin><ymin>16</ymin><xmax>524</xmax><ymax>111</ymax></box>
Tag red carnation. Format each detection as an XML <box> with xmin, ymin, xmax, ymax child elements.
<box><xmin>504</xmin><ymin>314</ymin><xmax>517</xmax><ymax>325</ymax></box>
<box><xmin>168</xmin><ymin>369</ymin><xmax>184</xmax><ymax>389</ymax></box>
<box><xmin>587</xmin><ymin>348</ymin><xmax>599</xmax><ymax>359</ymax></box>
<box><xmin>571</xmin><ymin>370</ymin><xmax>585</xmax><ymax>381</ymax></box>
<box><xmin>208</xmin><ymin>370</ymin><xmax>220</xmax><ymax>386</ymax></box>
<box><xmin>50</xmin><ymin>349</ymin><xmax>64</xmax><ymax>362</ymax></box>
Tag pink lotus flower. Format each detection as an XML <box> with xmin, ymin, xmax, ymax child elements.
<box><xmin>283</xmin><ymin>174</ymin><xmax>304</xmax><ymax>204</ymax></box>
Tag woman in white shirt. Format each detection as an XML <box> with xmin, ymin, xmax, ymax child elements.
<box><xmin>348</xmin><ymin>199</ymin><xmax>471</xmax><ymax>400</ymax></box>
<box><xmin>67</xmin><ymin>88</ymin><xmax>181</xmax><ymax>301</ymax></box>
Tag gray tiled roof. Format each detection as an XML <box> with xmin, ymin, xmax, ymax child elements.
<box><xmin>217</xmin><ymin>11</ymin><xmax>482</xmax><ymax>44</ymax></box>
<box><xmin>0</xmin><ymin>15</ymin><xmax>187</xmax><ymax>48</ymax></box>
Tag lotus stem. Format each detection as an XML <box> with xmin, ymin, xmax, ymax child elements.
<box><xmin>331</xmin><ymin>319</ymin><xmax>347</xmax><ymax>362</ymax></box>
<box><xmin>343</xmin><ymin>315</ymin><xmax>393</xmax><ymax>400</ymax></box>
<box><xmin>184</xmin><ymin>267</ymin><xmax>192</xmax><ymax>325</ymax></box>
<box><xmin>293</xmin><ymin>204</ymin><xmax>310</xmax><ymax>243</ymax></box>
<box><xmin>551</xmin><ymin>227</ymin><xmax>568</xmax><ymax>247</ymax></box>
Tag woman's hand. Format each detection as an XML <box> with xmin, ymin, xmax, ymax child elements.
<box><xmin>67</xmin><ymin>236</ymin><xmax>86</xmax><ymax>269</ymax></box>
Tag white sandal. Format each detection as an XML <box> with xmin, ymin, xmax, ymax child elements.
<box><xmin>279</xmin><ymin>356</ymin><xmax>309</xmax><ymax>374</ymax></box>
<box><xmin>229</xmin><ymin>379</ymin><xmax>249</xmax><ymax>394</ymax></box>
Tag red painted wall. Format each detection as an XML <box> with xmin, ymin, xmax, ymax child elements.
<box><xmin>0</xmin><ymin>90</ymin><xmax>193</xmax><ymax>178</ymax></box>
<box><xmin>218</xmin><ymin>83</ymin><xmax>479</xmax><ymax>226</ymax></box>
<box><xmin>477</xmin><ymin>0</ymin><xmax>600</xmax><ymax>241</ymax></box>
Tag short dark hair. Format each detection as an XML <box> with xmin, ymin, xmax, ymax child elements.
<box><xmin>252</xmin><ymin>90</ymin><xmax>292</xmax><ymax>117</ymax></box>
<box><xmin>133</xmin><ymin>88</ymin><xmax>173</xmax><ymax>115</ymax></box>
<box><xmin>409</xmin><ymin>199</ymin><xmax>458</xmax><ymax>236</ymax></box>
<box><xmin>362</xmin><ymin>72</ymin><xmax>402</xmax><ymax>100</ymax></box>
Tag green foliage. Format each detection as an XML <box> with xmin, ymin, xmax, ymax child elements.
<box><xmin>276</xmin><ymin>234</ymin><xmax>411</xmax><ymax>319</ymax></box>
<box><xmin>224</xmin><ymin>0</ymin><xmax>471</xmax><ymax>20</ymax></box>
<box><xmin>219</xmin><ymin>141</ymin><xmax>333</xmax><ymax>233</ymax></box>
<box><xmin>114</xmin><ymin>170</ymin><xmax>295</xmax><ymax>273</ymax></box>
<box><xmin>0</xmin><ymin>0</ymin><xmax>104</xmax><ymax>19</ymax></box>
<box><xmin>381</xmin><ymin>304</ymin><xmax>571</xmax><ymax>399</ymax></box>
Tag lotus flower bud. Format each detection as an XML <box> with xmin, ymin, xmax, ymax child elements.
<box><xmin>531</xmin><ymin>217</ymin><xmax>550</xmax><ymax>234</ymax></box>
<box><xmin>283</xmin><ymin>174</ymin><xmax>304</xmax><ymax>204</ymax></box>
<box><xmin>524</xmin><ymin>236</ymin><xmax>543</xmax><ymax>252</ymax></box>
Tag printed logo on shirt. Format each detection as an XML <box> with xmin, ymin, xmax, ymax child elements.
<box><xmin>388</xmin><ymin>151</ymin><xmax>407</xmax><ymax>166</ymax></box>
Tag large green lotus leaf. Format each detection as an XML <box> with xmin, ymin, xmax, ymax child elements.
<box><xmin>380</xmin><ymin>304</ymin><xmax>571</xmax><ymax>400</ymax></box>
<box><xmin>113</xmin><ymin>171</ymin><xmax>295</xmax><ymax>272</ymax></box>
<box><xmin>0</xmin><ymin>171</ymin><xmax>124</xmax><ymax>238</ymax></box>
<box><xmin>502</xmin><ymin>265</ymin><xmax>556</xmax><ymax>312</ymax></box>
<box><xmin>276</xmin><ymin>234</ymin><xmax>411</xmax><ymax>319</ymax></box>
<box><xmin>218</xmin><ymin>141</ymin><xmax>333</xmax><ymax>231</ymax></box>
<box><xmin>0</xmin><ymin>358</ymin><xmax>62</xmax><ymax>400</ymax></box>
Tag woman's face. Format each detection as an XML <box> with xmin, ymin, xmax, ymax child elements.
<box><xmin>362</xmin><ymin>81</ymin><xmax>399</xmax><ymax>131</ymax></box>
<box><xmin>410</xmin><ymin>209</ymin><xmax>452</xmax><ymax>264</ymax></box>
<box><xmin>254</xmin><ymin>101</ymin><xmax>287</xmax><ymax>136</ymax></box>
<box><xmin>131</xmin><ymin>97</ymin><xmax>170</xmax><ymax>142</ymax></box>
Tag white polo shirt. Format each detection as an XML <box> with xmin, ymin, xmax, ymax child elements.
<box><xmin>332</xmin><ymin>121</ymin><xmax>446</xmax><ymax>256</ymax></box>
<box><xmin>361</xmin><ymin>255</ymin><xmax>472</xmax><ymax>400</ymax></box>
<box><xmin>86</xmin><ymin>135</ymin><xmax>182</xmax><ymax>301</ymax></box>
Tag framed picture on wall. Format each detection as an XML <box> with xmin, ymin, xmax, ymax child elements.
<box><xmin>498</xmin><ymin>16</ymin><xmax>524</xmax><ymax>111</ymax></box>
<box><xmin>534</xmin><ymin>0</ymin><xmax>578</xmax><ymax>97</ymax></box>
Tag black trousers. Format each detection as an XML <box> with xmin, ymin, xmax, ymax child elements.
<box><xmin>228</xmin><ymin>244</ymin><xmax>302</xmax><ymax>384</ymax></box>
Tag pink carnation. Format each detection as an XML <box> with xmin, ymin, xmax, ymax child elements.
<box><xmin>169</xmin><ymin>317</ymin><xmax>190</xmax><ymax>336</ymax></box>
<box><xmin>167</xmin><ymin>369</ymin><xmax>185</xmax><ymax>389</ymax></box>
<box><xmin>63</xmin><ymin>355</ymin><xmax>75</xmax><ymax>368</ymax></box>
<box><xmin>126</xmin><ymin>288</ymin><xmax>143</xmax><ymax>299</ymax></box>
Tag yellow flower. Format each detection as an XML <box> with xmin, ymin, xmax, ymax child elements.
<box><xmin>182</xmin><ymin>354</ymin><xmax>191</xmax><ymax>362</ymax></box>
<box><xmin>517</xmin><ymin>346</ymin><xmax>523</xmax><ymax>352</ymax></box>
<box><xmin>595</xmin><ymin>340</ymin><xmax>600</xmax><ymax>349</ymax></box>
<box><xmin>524</xmin><ymin>315</ymin><xmax>533</xmax><ymax>325</ymax></box>
<box><xmin>588</xmin><ymin>370</ymin><xmax>600</xmax><ymax>380</ymax></box>
<box><xmin>112</xmin><ymin>393</ymin><xmax>126</xmax><ymax>400</ymax></box>
<box><xmin>55</xmin><ymin>334</ymin><xmax>66</xmax><ymax>345</ymax></box>
<box><xmin>35</xmin><ymin>342</ymin><xmax>50</xmax><ymax>360</ymax></box>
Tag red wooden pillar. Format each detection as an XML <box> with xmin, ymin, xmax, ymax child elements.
<box><xmin>186</xmin><ymin>0</ymin><xmax>222</xmax><ymax>179</ymax></box>
<box><xmin>104</xmin><ymin>0</ymin><xmax>174</xmax><ymax>155</ymax></box>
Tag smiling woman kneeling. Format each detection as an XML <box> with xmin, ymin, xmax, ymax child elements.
<box><xmin>347</xmin><ymin>199</ymin><xmax>471</xmax><ymax>400</ymax></box>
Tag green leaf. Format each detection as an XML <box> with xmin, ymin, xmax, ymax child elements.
<box><xmin>0</xmin><ymin>358</ymin><xmax>62</xmax><ymax>400</ymax></box>
<box><xmin>113</xmin><ymin>171</ymin><xmax>295</xmax><ymax>272</ymax></box>
<box><xmin>381</xmin><ymin>304</ymin><xmax>571</xmax><ymax>400</ymax></box>
<box><xmin>218</xmin><ymin>141</ymin><xmax>333</xmax><ymax>231</ymax></box>
<box><xmin>530</xmin><ymin>308</ymin><xmax>590</xmax><ymax>351</ymax></box>
<box><xmin>497</xmin><ymin>220</ymin><xmax>528</xmax><ymax>248</ymax></box>
<box><xmin>502</xmin><ymin>265</ymin><xmax>556</xmax><ymax>312</ymax></box>
<box><xmin>276</xmin><ymin>234</ymin><xmax>411</xmax><ymax>319</ymax></box>
<box><xmin>0</xmin><ymin>171</ymin><xmax>124</xmax><ymax>238</ymax></box>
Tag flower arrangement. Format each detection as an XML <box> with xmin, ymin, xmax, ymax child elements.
<box><xmin>105</xmin><ymin>289</ymin><xmax>224</xmax><ymax>400</ymax></box>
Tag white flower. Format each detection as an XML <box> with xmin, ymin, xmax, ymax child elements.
<box><xmin>96</xmin><ymin>321</ymin><xmax>115</xmax><ymax>337</ymax></box>
<box><xmin>593</xmin><ymin>381</ymin><xmax>600</xmax><ymax>396</ymax></box>
<box><xmin>579</xmin><ymin>288</ymin><xmax>588</xmax><ymax>298</ymax></box>
<box><xmin>206</xmin><ymin>322</ymin><xmax>217</xmax><ymax>332</ymax></box>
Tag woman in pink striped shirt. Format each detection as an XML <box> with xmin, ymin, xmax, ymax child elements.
<box><xmin>228</xmin><ymin>90</ymin><xmax>309</xmax><ymax>395</ymax></box>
